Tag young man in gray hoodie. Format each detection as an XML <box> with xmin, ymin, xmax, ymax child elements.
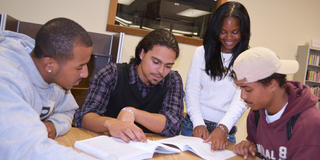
<box><xmin>0</xmin><ymin>18</ymin><xmax>100</xmax><ymax>160</ymax></box>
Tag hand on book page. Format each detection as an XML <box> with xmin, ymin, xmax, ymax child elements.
<box><xmin>156</xmin><ymin>135</ymin><xmax>236</xmax><ymax>160</ymax></box>
<box><xmin>74</xmin><ymin>135</ymin><xmax>180</xmax><ymax>160</ymax></box>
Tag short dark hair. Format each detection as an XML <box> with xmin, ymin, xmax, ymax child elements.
<box><xmin>258</xmin><ymin>73</ymin><xmax>287</xmax><ymax>87</ymax></box>
<box><xmin>230</xmin><ymin>71</ymin><xmax>287</xmax><ymax>87</ymax></box>
<box><xmin>33</xmin><ymin>17</ymin><xmax>92</xmax><ymax>61</ymax></box>
<box><xmin>129</xmin><ymin>29</ymin><xmax>179</xmax><ymax>65</ymax></box>
<box><xmin>203</xmin><ymin>1</ymin><xmax>250</xmax><ymax>80</ymax></box>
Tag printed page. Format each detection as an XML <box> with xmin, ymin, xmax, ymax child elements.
<box><xmin>156</xmin><ymin>135</ymin><xmax>236</xmax><ymax>159</ymax></box>
<box><xmin>182</xmin><ymin>139</ymin><xmax>236</xmax><ymax>160</ymax></box>
<box><xmin>156</xmin><ymin>135</ymin><xmax>202</xmax><ymax>151</ymax></box>
<box><xmin>118</xmin><ymin>139</ymin><xmax>181</xmax><ymax>154</ymax></box>
<box><xmin>149</xmin><ymin>140</ymin><xmax>181</xmax><ymax>154</ymax></box>
<box><xmin>74</xmin><ymin>135</ymin><xmax>153</xmax><ymax>160</ymax></box>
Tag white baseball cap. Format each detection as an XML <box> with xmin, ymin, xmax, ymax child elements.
<box><xmin>233</xmin><ymin>47</ymin><xmax>299</xmax><ymax>83</ymax></box>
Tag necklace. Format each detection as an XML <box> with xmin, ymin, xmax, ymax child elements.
<box><xmin>221</xmin><ymin>53</ymin><xmax>232</xmax><ymax>72</ymax></box>
<box><xmin>222</xmin><ymin>54</ymin><xmax>232</xmax><ymax>63</ymax></box>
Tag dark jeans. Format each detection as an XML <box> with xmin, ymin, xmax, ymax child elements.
<box><xmin>181</xmin><ymin>114</ymin><xmax>236</xmax><ymax>144</ymax></box>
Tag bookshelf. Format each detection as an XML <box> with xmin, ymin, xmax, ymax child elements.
<box><xmin>294</xmin><ymin>45</ymin><xmax>320</xmax><ymax>99</ymax></box>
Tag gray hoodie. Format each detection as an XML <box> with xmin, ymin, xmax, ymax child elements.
<box><xmin>0</xmin><ymin>31</ymin><xmax>97</xmax><ymax>160</ymax></box>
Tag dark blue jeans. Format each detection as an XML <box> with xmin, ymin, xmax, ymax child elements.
<box><xmin>181</xmin><ymin>114</ymin><xmax>236</xmax><ymax>144</ymax></box>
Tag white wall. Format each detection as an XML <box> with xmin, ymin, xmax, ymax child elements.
<box><xmin>235</xmin><ymin>0</ymin><xmax>320</xmax><ymax>60</ymax></box>
<box><xmin>0</xmin><ymin>0</ymin><xmax>110</xmax><ymax>34</ymax></box>
<box><xmin>1</xmin><ymin>0</ymin><xmax>320</xmax><ymax>142</ymax></box>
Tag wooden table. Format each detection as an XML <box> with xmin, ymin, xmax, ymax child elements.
<box><xmin>56</xmin><ymin>127</ymin><xmax>254</xmax><ymax>160</ymax></box>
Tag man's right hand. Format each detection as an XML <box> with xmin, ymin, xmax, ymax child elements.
<box><xmin>233</xmin><ymin>140</ymin><xmax>257</xmax><ymax>159</ymax></box>
<box><xmin>192</xmin><ymin>125</ymin><xmax>209</xmax><ymax>139</ymax></box>
<box><xmin>104</xmin><ymin>119</ymin><xmax>147</xmax><ymax>143</ymax></box>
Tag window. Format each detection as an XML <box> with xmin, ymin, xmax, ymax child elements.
<box><xmin>107</xmin><ymin>0</ymin><xmax>226</xmax><ymax>46</ymax></box>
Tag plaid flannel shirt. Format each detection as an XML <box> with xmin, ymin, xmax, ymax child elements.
<box><xmin>75</xmin><ymin>63</ymin><xmax>184</xmax><ymax>136</ymax></box>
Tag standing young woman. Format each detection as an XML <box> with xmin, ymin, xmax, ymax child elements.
<box><xmin>181</xmin><ymin>1</ymin><xmax>251</xmax><ymax>150</ymax></box>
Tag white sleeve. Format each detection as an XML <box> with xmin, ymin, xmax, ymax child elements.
<box><xmin>218</xmin><ymin>88</ymin><xmax>247</xmax><ymax>132</ymax></box>
<box><xmin>47</xmin><ymin>88</ymin><xmax>78</xmax><ymax>137</ymax></box>
<box><xmin>185</xmin><ymin>46</ymin><xmax>206</xmax><ymax>128</ymax></box>
<box><xmin>0</xmin><ymin>81</ymin><xmax>97</xmax><ymax>160</ymax></box>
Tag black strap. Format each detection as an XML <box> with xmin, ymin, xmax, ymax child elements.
<box><xmin>286</xmin><ymin>113</ymin><xmax>300</xmax><ymax>140</ymax></box>
<box><xmin>253</xmin><ymin>110</ymin><xmax>300</xmax><ymax>140</ymax></box>
<box><xmin>254</xmin><ymin>110</ymin><xmax>260</xmax><ymax>127</ymax></box>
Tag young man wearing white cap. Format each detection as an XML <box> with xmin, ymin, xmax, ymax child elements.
<box><xmin>232</xmin><ymin>47</ymin><xmax>320</xmax><ymax>159</ymax></box>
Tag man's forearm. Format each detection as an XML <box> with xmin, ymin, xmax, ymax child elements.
<box><xmin>132</xmin><ymin>108</ymin><xmax>166</xmax><ymax>133</ymax></box>
<box><xmin>81</xmin><ymin>112</ymin><xmax>114</xmax><ymax>132</ymax></box>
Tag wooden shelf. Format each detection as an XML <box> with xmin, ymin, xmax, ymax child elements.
<box><xmin>306</xmin><ymin>80</ymin><xmax>320</xmax><ymax>85</ymax></box>
<box><xmin>106</xmin><ymin>23</ymin><xmax>203</xmax><ymax>46</ymax></box>
<box><xmin>308</xmin><ymin>64</ymin><xmax>320</xmax><ymax>69</ymax></box>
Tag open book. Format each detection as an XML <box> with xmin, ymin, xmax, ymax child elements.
<box><xmin>74</xmin><ymin>135</ymin><xmax>236</xmax><ymax>160</ymax></box>
<box><xmin>74</xmin><ymin>135</ymin><xmax>180</xmax><ymax>160</ymax></box>
<box><xmin>156</xmin><ymin>135</ymin><xmax>236</xmax><ymax>159</ymax></box>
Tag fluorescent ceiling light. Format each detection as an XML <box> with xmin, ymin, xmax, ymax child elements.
<box><xmin>172</xmin><ymin>29</ymin><xmax>197</xmax><ymax>36</ymax></box>
<box><xmin>129</xmin><ymin>24</ymin><xmax>140</xmax><ymax>28</ymax></box>
<box><xmin>177</xmin><ymin>9</ymin><xmax>210</xmax><ymax>18</ymax></box>
<box><xmin>115</xmin><ymin>16</ymin><xmax>132</xmax><ymax>25</ymax></box>
<box><xmin>141</xmin><ymin>26</ymin><xmax>153</xmax><ymax>30</ymax></box>
<box><xmin>118</xmin><ymin>0</ymin><xmax>135</xmax><ymax>5</ymax></box>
